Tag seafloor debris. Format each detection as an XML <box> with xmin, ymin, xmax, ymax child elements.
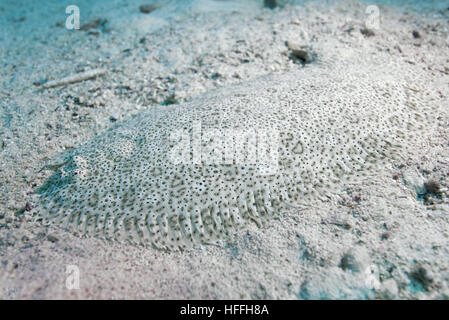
<box><xmin>38</xmin><ymin>69</ymin><xmax>107</xmax><ymax>89</ymax></box>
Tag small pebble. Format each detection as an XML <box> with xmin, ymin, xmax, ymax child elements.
<box><xmin>412</xmin><ymin>30</ymin><xmax>421</xmax><ymax>38</ymax></box>
<box><xmin>285</xmin><ymin>41</ymin><xmax>314</xmax><ymax>64</ymax></box>
<box><xmin>360</xmin><ymin>28</ymin><xmax>375</xmax><ymax>37</ymax></box>
<box><xmin>424</xmin><ymin>180</ymin><xmax>440</xmax><ymax>195</ymax></box>
<box><xmin>380</xmin><ymin>232</ymin><xmax>391</xmax><ymax>240</ymax></box>
<box><xmin>139</xmin><ymin>4</ymin><xmax>157</xmax><ymax>14</ymax></box>
<box><xmin>25</xmin><ymin>202</ymin><xmax>33</xmax><ymax>211</ymax></box>
<box><xmin>109</xmin><ymin>114</ymin><xmax>119</xmax><ymax>122</ymax></box>
<box><xmin>47</xmin><ymin>235</ymin><xmax>59</xmax><ymax>243</ymax></box>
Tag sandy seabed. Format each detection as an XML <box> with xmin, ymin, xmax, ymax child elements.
<box><xmin>0</xmin><ymin>0</ymin><xmax>449</xmax><ymax>299</ymax></box>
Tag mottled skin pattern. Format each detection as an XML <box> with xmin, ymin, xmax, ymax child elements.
<box><xmin>38</xmin><ymin>66</ymin><xmax>432</xmax><ymax>250</ymax></box>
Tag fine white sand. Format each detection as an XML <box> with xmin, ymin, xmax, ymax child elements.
<box><xmin>0</xmin><ymin>0</ymin><xmax>448</xmax><ymax>299</ymax></box>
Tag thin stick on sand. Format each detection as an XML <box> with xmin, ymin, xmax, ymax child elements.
<box><xmin>39</xmin><ymin>68</ymin><xmax>107</xmax><ymax>89</ymax></box>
